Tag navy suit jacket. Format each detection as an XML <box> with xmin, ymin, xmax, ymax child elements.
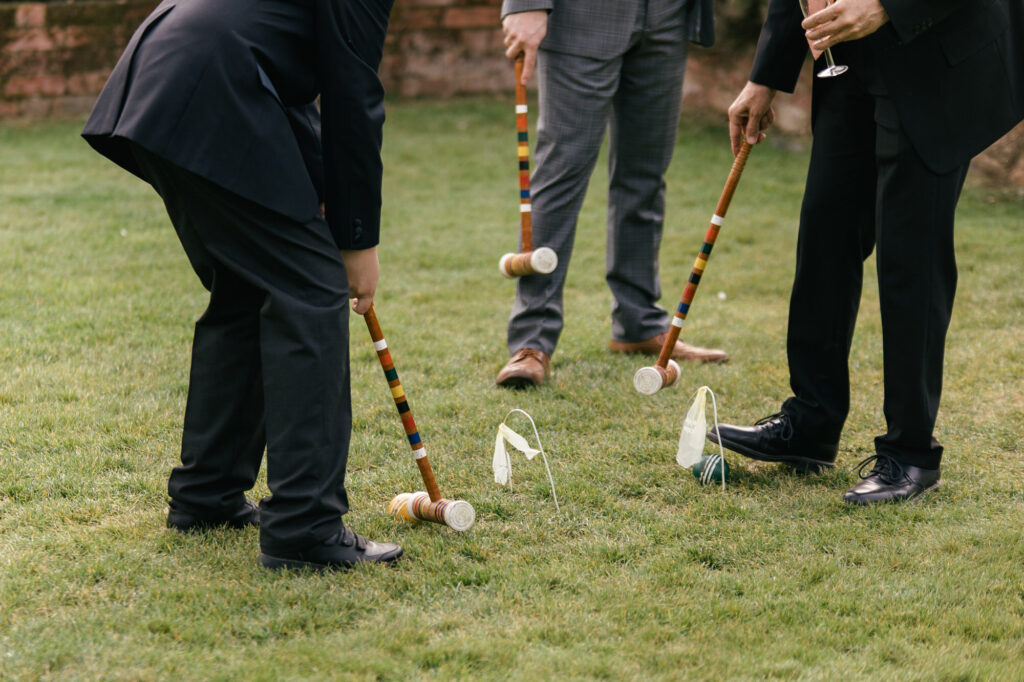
<box><xmin>83</xmin><ymin>0</ymin><xmax>394</xmax><ymax>250</ymax></box>
<box><xmin>749</xmin><ymin>0</ymin><xmax>1023</xmax><ymax>174</ymax></box>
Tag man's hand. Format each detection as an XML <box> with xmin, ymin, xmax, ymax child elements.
<box><xmin>727</xmin><ymin>81</ymin><xmax>777</xmax><ymax>157</ymax></box>
<box><xmin>803</xmin><ymin>0</ymin><xmax>889</xmax><ymax>51</ymax></box>
<box><xmin>341</xmin><ymin>246</ymin><xmax>379</xmax><ymax>315</ymax></box>
<box><xmin>502</xmin><ymin>11</ymin><xmax>548</xmax><ymax>85</ymax></box>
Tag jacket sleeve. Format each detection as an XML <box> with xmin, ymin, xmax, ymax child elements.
<box><xmin>501</xmin><ymin>0</ymin><xmax>553</xmax><ymax>21</ymax></box>
<box><xmin>315</xmin><ymin>0</ymin><xmax>394</xmax><ymax>250</ymax></box>
<box><xmin>749</xmin><ymin>0</ymin><xmax>808</xmax><ymax>93</ymax></box>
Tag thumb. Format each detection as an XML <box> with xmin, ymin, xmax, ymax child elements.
<box><xmin>352</xmin><ymin>294</ymin><xmax>373</xmax><ymax>315</ymax></box>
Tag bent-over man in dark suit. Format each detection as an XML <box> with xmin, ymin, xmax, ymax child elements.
<box><xmin>82</xmin><ymin>0</ymin><xmax>404</xmax><ymax>570</ymax></box>
<box><xmin>710</xmin><ymin>0</ymin><xmax>1023</xmax><ymax>503</ymax></box>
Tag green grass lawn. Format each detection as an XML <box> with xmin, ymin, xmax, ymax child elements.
<box><xmin>1</xmin><ymin>99</ymin><xmax>1022</xmax><ymax>680</ymax></box>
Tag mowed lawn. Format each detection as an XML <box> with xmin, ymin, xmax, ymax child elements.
<box><xmin>1</xmin><ymin>99</ymin><xmax>1022</xmax><ymax>680</ymax></box>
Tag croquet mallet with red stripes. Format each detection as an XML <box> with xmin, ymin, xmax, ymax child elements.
<box><xmin>633</xmin><ymin>141</ymin><xmax>754</xmax><ymax>395</ymax></box>
<box><xmin>364</xmin><ymin>305</ymin><xmax>475</xmax><ymax>531</ymax></box>
<box><xmin>499</xmin><ymin>54</ymin><xmax>557</xmax><ymax>278</ymax></box>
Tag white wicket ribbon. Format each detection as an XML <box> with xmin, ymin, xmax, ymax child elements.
<box><xmin>711</xmin><ymin>214</ymin><xmax>724</xmax><ymax>226</ymax></box>
<box><xmin>676</xmin><ymin>385</ymin><xmax>726</xmax><ymax>491</ymax></box>
<box><xmin>516</xmin><ymin>104</ymin><xmax>528</xmax><ymax>114</ymax></box>
<box><xmin>413</xmin><ymin>445</ymin><xmax>427</xmax><ymax>460</ymax></box>
<box><xmin>520</xmin><ymin>204</ymin><xmax>532</xmax><ymax>213</ymax></box>
<box><xmin>374</xmin><ymin>339</ymin><xmax>388</xmax><ymax>351</ymax></box>
<box><xmin>492</xmin><ymin>409</ymin><xmax>560</xmax><ymax>511</ymax></box>
<box><xmin>671</xmin><ymin>316</ymin><xmax>685</xmax><ymax>328</ymax></box>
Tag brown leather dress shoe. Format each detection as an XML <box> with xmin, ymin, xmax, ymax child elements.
<box><xmin>609</xmin><ymin>332</ymin><xmax>729</xmax><ymax>364</ymax></box>
<box><xmin>495</xmin><ymin>348</ymin><xmax>550</xmax><ymax>388</ymax></box>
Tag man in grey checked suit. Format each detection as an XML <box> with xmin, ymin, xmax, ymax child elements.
<box><xmin>496</xmin><ymin>0</ymin><xmax>729</xmax><ymax>388</ymax></box>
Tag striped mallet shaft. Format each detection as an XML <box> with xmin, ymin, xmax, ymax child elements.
<box><xmin>500</xmin><ymin>55</ymin><xmax>557</xmax><ymax>278</ymax></box>
<box><xmin>364</xmin><ymin>306</ymin><xmax>475</xmax><ymax>531</ymax></box>
<box><xmin>515</xmin><ymin>54</ymin><xmax>532</xmax><ymax>253</ymax></box>
<box><xmin>634</xmin><ymin>141</ymin><xmax>753</xmax><ymax>395</ymax></box>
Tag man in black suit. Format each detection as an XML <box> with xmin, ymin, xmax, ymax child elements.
<box><xmin>82</xmin><ymin>0</ymin><xmax>404</xmax><ymax>570</ymax></box>
<box><xmin>710</xmin><ymin>0</ymin><xmax>1023</xmax><ymax>503</ymax></box>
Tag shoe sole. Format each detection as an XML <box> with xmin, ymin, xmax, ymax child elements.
<box><xmin>843</xmin><ymin>479</ymin><xmax>942</xmax><ymax>505</ymax></box>
<box><xmin>709</xmin><ymin>432</ymin><xmax>835</xmax><ymax>474</ymax></box>
<box><xmin>258</xmin><ymin>549</ymin><xmax>404</xmax><ymax>572</ymax></box>
<box><xmin>496</xmin><ymin>374</ymin><xmax>542</xmax><ymax>389</ymax></box>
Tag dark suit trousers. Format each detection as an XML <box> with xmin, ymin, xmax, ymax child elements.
<box><xmin>131</xmin><ymin>145</ymin><xmax>351</xmax><ymax>554</ymax></box>
<box><xmin>782</xmin><ymin>56</ymin><xmax>969</xmax><ymax>469</ymax></box>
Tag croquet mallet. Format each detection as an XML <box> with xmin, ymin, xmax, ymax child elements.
<box><xmin>364</xmin><ymin>305</ymin><xmax>476</xmax><ymax>531</ymax></box>
<box><xmin>633</xmin><ymin>141</ymin><xmax>754</xmax><ymax>395</ymax></box>
<box><xmin>499</xmin><ymin>54</ymin><xmax>557</xmax><ymax>278</ymax></box>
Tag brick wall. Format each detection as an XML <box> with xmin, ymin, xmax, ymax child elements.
<box><xmin>0</xmin><ymin>0</ymin><xmax>509</xmax><ymax>116</ymax></box>
<box><xmin>383</xmin><ymin>0</ymin><xmax>505</xmax><ymax>97</ymax></box>
<box><xmin>1</xmin><ymin>0</ymin><xmax>1022</xmax><ymax>189</ymax></box>
<box><xmin>0</xmin><ymin>0</ymin><xmax>155</xmax><ymax>117</ymax></box>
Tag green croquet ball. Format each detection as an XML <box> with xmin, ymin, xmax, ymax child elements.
<box><xmin>692</xmin><ymin>453</ymin><xmax>730</xmax><ymax>485</ymax></box>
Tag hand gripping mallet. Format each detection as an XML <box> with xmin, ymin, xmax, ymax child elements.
<box><xmin>364</xmin><ymin>305</ymin><xmax>476</xmax><ymax>531</ymax></box>
<box><xmin>499</xmin><ymin>54</ymin><xmax>557</xmax><ymax>278</ymax></box>
<box><xmin>633</xmin><ymin>141</ymin><xmax>754</xmax><ymax>395</ymax></box>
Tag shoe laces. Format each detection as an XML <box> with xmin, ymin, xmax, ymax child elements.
<box><xmin>854</xmin><ymin>453</ymin><xmax>906</xmax><ymax>485</ymax></box>
<box><xmin>512</xmin><ymin>348</ymin><xmax>545</xmax><ymax>364</ymax></box>
<box><xmin>337</xmin><ymin>527</ymin><xmax>367</xmax><ymax>551</ymax></box>
<box><xmin>754</xmin><ymin>411</ymin><xmax>794</xmax><ymax>441</ymax></box>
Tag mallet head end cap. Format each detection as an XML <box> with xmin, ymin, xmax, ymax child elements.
<box><xmin>530</xmin><ymin>247</ymin><xmax>558</xmax><ymax>274</ymax></box>
<box><xmin>499</xmin><ymin>253</ymin><xmax>517</xmax><ymax>278</ymax></box>
<box><xmin>633</xmin><ymin>366</ymin><xmax>665</xmax><ymax>395</ymax></box>
<box><xmin>445</xmin><ymin>500</ymin><xmax>476</xmax><ymax>531</ymax></box>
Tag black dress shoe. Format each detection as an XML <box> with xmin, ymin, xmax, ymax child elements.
<box><xmin>706</xmin><ymin>411</ymin><xmax>838</xmax><ymax>473</ymax></box>
<box><xmin>843</xmin><ymin>454</ymin><xmax>940</xmax><ymax>505</ymax></box>
<box><xmin>166</xmin><ymin>499</ymin><xmax>260</xmax><ymax>532</ymax></box>
<box><xmin>258</xmin><ymin>527</ymin><xmax>404</xmax><ymax>572</ymax></box>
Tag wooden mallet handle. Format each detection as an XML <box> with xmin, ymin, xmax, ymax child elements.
<box><xmin>365</xmin><ymin>305</ymin><xmax>476</xmax><ymax>531</ymax></box>
<box><xmin>515</xmin><ymin>54</ymin><xmax>532</xmax><ymax>253</ymax></box>
<box><xmin>634</xmin><ymin>141</ymin><xmax>753</xmax><ymax>394</ymax></box>
<box><xmin>498</xmin><ymin>55</ymin><xmax>559</xmax><ymax>278</ymax></box>
<box><xmin>364</xmin><ymin>305</ymin><xmax>442</xmax><ymax>502</ymax></box>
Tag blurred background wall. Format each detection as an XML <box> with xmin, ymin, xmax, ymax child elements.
<box><xmin>1</xmin><ymin>0</ymin><xmax>1020</xmax><ymax>188</ymax></box>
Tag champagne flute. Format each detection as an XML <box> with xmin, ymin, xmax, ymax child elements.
<box><xmin>798</xmin><ymin>0</ymin><xmax>848</xmax><ymax>78</ymax></box>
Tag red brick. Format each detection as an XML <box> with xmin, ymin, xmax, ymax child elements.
<box><xmin>15</xmin><ymin>3</ymin><xmax>46</xmax><ymax>29</ymax></box>
<box><xmin>443</xmin><ymin>6</ymin><xmax>498</xmax><ymax>29</ymax></box>
<box><xmin>0</xmin><ymin>99</ymin><xmax>18</xmax><ymax>117</ymax></box>
<box><xmin>66</xmin><ymin>69</ymin><xmax>110</xmax><ymax>95</ymax></box>
<box><xmin>6</xmin><ymin>28</ymin><xmax>54</xmax><ymax>52</ymax></box>
<box><xmin>4</xmin><ymin>73</ymin><xmax>64</xmax><ymax>97</ymax></box>
<box><xmin>0</xmin><ymin>50</ymin><xmax>50</xmax><ymax>79</ymax></box>
<box><xmin>393</xmin><ymin>8</ymin><xmax>445</xmax><ymax>31</ymax></box>
<box><xmin>53</xmin><ymin>26</ymin><xmax>92</xmax><ymax>49</ymax></box>
<box><xmin>457</xmin><ymin>27</ymin><xmax>503</xmax><ymax>53</ymax></box>
<box><xmin>17</xmin><ymin>96</ymin><xmax>52</xmax><ymax>117</ymax></box>
<box><xmin>52</xmin><ymin>93</ymin><xmax>96</xmax><ymax>116</ymax></box>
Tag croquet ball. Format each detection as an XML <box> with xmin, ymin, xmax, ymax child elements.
<box><xmin>692</xmin><ymin>453</ymin><xmax>730</xmax><ymax>485</ymax></box>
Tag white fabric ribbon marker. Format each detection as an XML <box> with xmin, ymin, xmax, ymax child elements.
<box><xmin>676</xmin><ymin>385</ymin><xmax>727</xmax><ymax>490</ymax></box>
<box><xmin>492</xmin><ymin>409</ymin><xmax>560</xmax><ymax>511</ymax></box>
<box><xmin>498</xmin><ymin>422</ymin><xmax>539</xmax><ymax>459</ymax></box>
<box><xmin>676</xmin><ymin>386</ymin><xmax>709</xmax><ymax>469</ymax></box>
<box><xmin>493</xmin><ymin>430</ymin><xmax>510</xmax><ymax>485</ymax></box>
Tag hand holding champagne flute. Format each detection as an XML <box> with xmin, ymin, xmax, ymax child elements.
<box><xmin>798</xmin><ymin>0</ymin><xmax>848</xmax><ymax>77</ymax></box>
